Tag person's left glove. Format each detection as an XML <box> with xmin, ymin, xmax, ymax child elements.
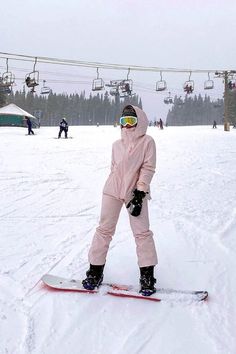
<box><xmin>126</xmin><ymin>189</ymin><xmax>146</xmax><ymax>217</ymax></box>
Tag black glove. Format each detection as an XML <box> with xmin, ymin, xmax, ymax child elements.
<box><xmin>126</xmin><ymin>189</ymin><xmax>146</xmax><ymax>217</ymax></box>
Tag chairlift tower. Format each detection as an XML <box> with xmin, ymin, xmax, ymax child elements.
<box><xmin>215</xmin><ymin>70</ymin><xmax>236</xmax><ymax>131</ymax></box>
<box><xmin>224</xmin><ymin>71</ymin><xmax>230</xmax><ymax>132</ymax></box>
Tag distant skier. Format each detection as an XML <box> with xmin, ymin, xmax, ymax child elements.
<box><xmin>82</xmin><ymin>105</ymin><xmax>158</xmax><ymax>296</ymax></box>
<box><xmin>159</xmin><ymin>118</ymin><xmax>164</xmax><ymax>130</ymax></box>
<box><xmin>212</xmin><ymin>120</ymin><xmax>217</xmax><ymax>129</ymax></box>
<box><xmin>58</xmin><ymin>118</ymin><xmax>68</xmax><ymax>139</ymax></box>
<box><xmin>25</xmin><ymin>117</ymin><xmax>34</xmax><ymax>135</ymax></box>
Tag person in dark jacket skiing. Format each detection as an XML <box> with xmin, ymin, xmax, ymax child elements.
<box><xmin>212</xmin><ymin>120</ymin><xmax>217</xmax><ymax>129</ymax></box>
<box><xmin>159</xmin><ymin>118</ymin><xmax>164</xmax><ymax>130</ymax></box>
<box><xmin>58</xmin><ymin>118</ymin><xmax>68</xmax><ymax>139</ymax></box>
<box><xmin>25</xmin><ymin>117</ymin><xmax>34</xmax><ymax>135</ymax></box>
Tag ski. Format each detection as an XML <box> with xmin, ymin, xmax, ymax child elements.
<box><xmin>42</xmin><ymin>274</ymin><xmax>208</xmax><ymax>302</ymax></box>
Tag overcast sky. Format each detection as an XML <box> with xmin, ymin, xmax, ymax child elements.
<box><xmin>1</xmin><ymin>0</ymin><xmax>236</xmax><ymax>120</ymax></box>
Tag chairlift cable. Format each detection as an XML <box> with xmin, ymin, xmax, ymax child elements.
<box><xmin>0</xmin><ymin>51</ymin><xmax>233</xmax><ymax>74</ymax></box>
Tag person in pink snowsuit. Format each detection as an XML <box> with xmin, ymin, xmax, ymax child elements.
<box><xmin>82</xmin><ymin>105</ymin><xmax>158</xmax><ymax>296</ymax></box>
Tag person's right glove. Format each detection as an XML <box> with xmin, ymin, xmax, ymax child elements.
<box><xmin>126</xmin><ymin>189</ymin><xmax>146</xmax><ymax>217</ymax></box>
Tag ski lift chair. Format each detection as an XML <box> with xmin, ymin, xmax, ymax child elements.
<box><xmin>156</xmin><ymin>71</ymin><xmax>167</xmax><ymax>92</ymax></box>
<box><xmin>0</xmin><ymin>78</ymin><xmax>12</xmax><ymax>94</ymax></box>
<box><xmin>120</xmin><ymin>79</ymin><xmax>133</xmax><ymax>95</ymax></box>
<box><xmin>41</xmin><ymin>86</ymin><xmax>52</xmax><ymax>95</ymax></box>
<box><xmin>92</xmin><ymin>68</ymin><xmax>105</xmax><ymax>91</ymax></box>
<box><xmin>164</xmin><ymin>97</ymin><xmax>173</xmax><ymax>104</ymax></box>
<box><xmin>119</xmin><ymin>68</ymin><xmax>133</xmax><ymax>96</ymax></box>
<box><xmin>164</xmin><ymin>92</ymin><xmax>173</xmax><ymax>104</ymax></box>
<box><xmin>204</xmin><ymin>73</ymin><xmax>214</xmax><ymax>90</ymax></box>
<box><xmin>184</xmin><ymin>72</ymin><xmax>194</xmax><ymax>94</ymax></box>
<box><xmin>156</xmin><ymin>80</ymin><xmax>167</xmax><ymax>92</ymax></box>
<box><xmin>40</xmin><ymin>79</ymin><xmax>52</xmax><ymax>95</ymax></box>
<box><xmin>0</xmin><ymin>83</ymin><xmax>12</xmax><ymax>94</ymax></box>
<box><xmin>109</xmin><ymin>87</ymin><xmax>119</xmax><ymax>96</ymax></box>
<box><xmin>0</xmin><ymin>60</ymin><xmax>15</xmax><ymax>93</ymax></box>
<box><xmin>183</xmin><ymin>80</ymin><xmax>194</xmax><ymax>94</ymax></box>
<box><xmin>2</xmin><ymin>72</ymin><xmax>15</xmax><ymax>86</ymax></box>
<box><xmin>120</xmin><ymin>91</ymin><xmax>136</xmax><ymax>99</ymax></box>
<box><xmin>120</xmin><ymin>89</ymin><xmax>132</xmax><ymax>98</ymax></box>
<box><xmin>92</xmin><ymin>78</ymin><xmax>104</xmax><ymax>91</ymax></box>
<box><xmin>204</xmin><ymin>80</ymin><xmax>214</xmax><ymax>90</ymax></box>
<box><xmin>25</xmin><ymin>71</ymin><xmax>39</xmax><ymax>88</ymax></box>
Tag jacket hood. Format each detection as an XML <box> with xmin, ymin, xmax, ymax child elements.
<box><xmin>121</xmin><ymin>105</ymin><xmax>148</xmax><ymax>142</ymax></box>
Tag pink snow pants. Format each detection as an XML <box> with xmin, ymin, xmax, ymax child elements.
<box><xmin>88</xmin><ymin>194</ymin><xmax>158</xmax><ymax>267</ymax></box>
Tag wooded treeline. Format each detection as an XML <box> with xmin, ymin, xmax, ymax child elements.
<box><xmin>1</xmin><ymin>90</ymin><xmax>142</xmax><ymax>126</ymax></box>
<box><xmin>166</xmin><ymin>93</ymin><xmax>236</xmax><ymax>126</ymax></box>
<box><xmin>1</xmin><ymin>89</ymin><xmax>236</xmax><ymax>126</ymax></box>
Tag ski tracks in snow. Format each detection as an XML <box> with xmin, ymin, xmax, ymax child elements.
<box><xmin>169</xmin><ymin>196</ymin><xmax>236</xmax><ymax>353</ymax></box>
<box><xmin>1</xmin><ymin>126</ymin><xmax>236</xmax><ymax>354</ymax></box>
<box><xmin>201</xmin><ymin>210</ymin><xmax>236</xmax><ymax>353</ymax></box>
<box><xmin>153</xmin><ymin>128</ymin><xmax>236</xmax><ymax>354</ymax></box>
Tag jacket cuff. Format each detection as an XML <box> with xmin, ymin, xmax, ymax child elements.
<box><xmin>136</xmin><ymin>182</ymin><xmax>148</xmax><ymax>193</ymax></box>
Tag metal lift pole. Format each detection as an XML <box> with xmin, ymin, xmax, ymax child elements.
<box><xmin>224</xmin><ymin>71</ymin><xmax>230</xmax><ymax>131</ymax></box>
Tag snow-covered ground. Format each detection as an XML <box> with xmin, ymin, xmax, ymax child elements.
<box><xmin>0</xmin><ymin>124</ymin><xmax>236</xmax><ymax>354</ymax></box>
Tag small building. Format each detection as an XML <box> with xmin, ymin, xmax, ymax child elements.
<box><xmin>0</xmin><ymin>103</ymin><xmax>38</xmax><ymax>127</ymax></box>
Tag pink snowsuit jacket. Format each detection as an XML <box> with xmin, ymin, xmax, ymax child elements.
<box><xmin>103</xmin><ymin>105</ymin><xmax>156</xmax><ymax>203</ymax></box>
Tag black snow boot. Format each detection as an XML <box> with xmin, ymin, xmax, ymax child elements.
<box><xmin>139</xmin><ymin>266</ymin><xmax>156</xmax><ymax>296</ymax></box>
<box><xmin>82</xmin><ymin>264</ymin><xmax>104</xmax><ymax>290</ymax></box>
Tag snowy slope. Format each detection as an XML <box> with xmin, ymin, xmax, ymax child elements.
<box><xmin>0</xmin><ymin>125</ymin><xmax>236</xmax><ymax>354</ymax></box>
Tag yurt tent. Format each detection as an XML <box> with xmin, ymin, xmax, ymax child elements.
<box><xmin>0</xmin><ymin>103</ymin><xmax>38</xmax><ymax>127</ymax></box>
